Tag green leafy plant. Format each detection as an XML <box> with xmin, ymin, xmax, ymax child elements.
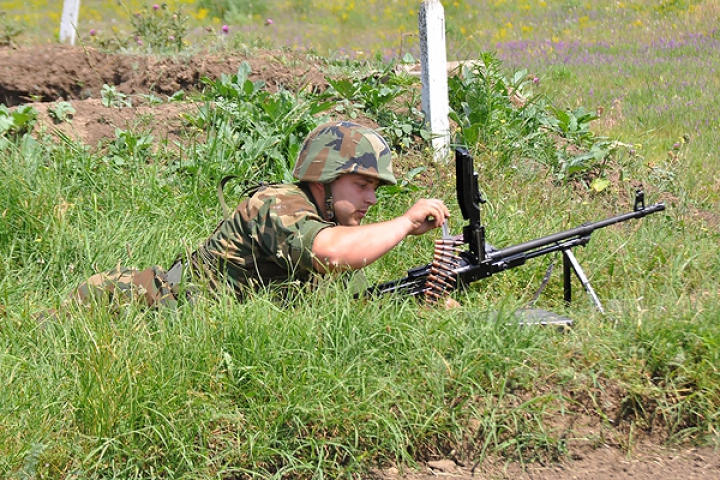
<box><xmin>326</xmin><ymin>64</ymin><xmax>428</xmax><ymax>151</ymax></box>
<box><xmin>101</xmin><ymin>84</ymin><xmax>132</xmax><ymax>108</ymax></box>
<box><xmin>201</xmin><ymin>61</ymin><xmax>266</xmax><ymax>101</ymax></box>
<box><xmin>449</xmin><ymin>52</ymin><xmax>627</xmax><ymax>183</ymax></box>
<box><xmin>107</xmin><ymin>128</ymin><xmax>154</xmax><ymax>163</ymax></box>
<box><xmin>126</xmin><ymin>2</ymin><xmax>189</xmax><ymax>52</ymax></box>
<box><xmin>541</xmin><ymin>106</ymin><xmax>630</xmax><ymax>182</ymax></box>
<box><xmin>327</xmin><ymin>74</ymin><xmax>402</xmax><ymax>115</ymax></box>
<box><xmin>448</xmin><ymin>52</ymin><xmax>555</xmax><ymax>167</ymax></box>
<box><xmin>545</xmin><ymin>106</ymin><xmax>598</xmax><ymax>144</ymax></box>
<box><xmin>0</xmin><ymin>11</ymin><xmax>23</xmax><ymax>47</ymax></box>
<box><xmin>179</xmin><ymin>62</ymin><xmax>334</xmax><ymax>182</ymax></box>
<box><xmin>139</xmin><ymin>93</ymin><xmax>164</xmax><ymax>106</ymax></box>
<box><xmin>47</xmin><ymin>101</ymin><xmax>76</xmax><ymax>124</ymax></box>
<box><xmin>0</xmin><ymin>104</ymin><xmax>38</xmax><ymax>140</ymax></box>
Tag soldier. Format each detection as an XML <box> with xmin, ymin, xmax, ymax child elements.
<box><xmin>69</xmin><ymin>120</ymin><xmax>451</xmax><ymax>308</ymax></box>
<box><xmin>191</xmin><ymin>120</ymin><xmax>451</xmax><ymax>298</ymax></box>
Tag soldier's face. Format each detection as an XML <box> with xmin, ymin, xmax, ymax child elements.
<box><xmin>330</xmin><ymin>174</ymin><xmax>380</xmax><ymax>226</ymax></box>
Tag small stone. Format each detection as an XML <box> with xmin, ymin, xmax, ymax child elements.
<box><xmin>427</xmin><ymin>459</ymin><xmax>457</xmax><ymax>472</ymax></box>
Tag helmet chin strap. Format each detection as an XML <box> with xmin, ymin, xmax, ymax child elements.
<box><xmin>323</xmin><ymin>183</ymin><xmax>335</xmax><ymax>221</ymax></box>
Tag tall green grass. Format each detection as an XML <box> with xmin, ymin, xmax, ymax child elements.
<box><xmin>2</xmin><ymin>97</ymin><xmax>718</xmax><ymax>478</ymax></box>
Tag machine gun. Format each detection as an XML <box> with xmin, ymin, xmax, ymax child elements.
<box><xmin>365</xmin><ymin>148</ymin><xmax>665</xmax><ymax>323</ymax></box>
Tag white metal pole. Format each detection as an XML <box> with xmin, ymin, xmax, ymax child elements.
<box><xmin>419</xmin><ymin>0</ymin><xmax>451</xmax><ymax>162</ymax></box>
<box><xmin>60</xmin><ymin>0</ymin><xmax>81</xmax><ymax>45</ymax></box>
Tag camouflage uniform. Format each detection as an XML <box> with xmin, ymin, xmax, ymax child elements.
<box><xmin>69</xmin><ymin>120</ymin><xmax>396</xmax><ymax>307</ymax></box>
<box><xmin>72</xmin><ymin>264</ymin><xmax>178</xmax><ymax>309</ymax></box>
<box><xmin>193</xmin><ymin>183</ymin><xmax>335</xmax><ymax>296</ymax></box>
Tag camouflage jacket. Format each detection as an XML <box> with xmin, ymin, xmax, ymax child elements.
<box><xmin>194</xmin><ymin>183</ymin><xmax>335</xmax><ymax>295</ymax></box>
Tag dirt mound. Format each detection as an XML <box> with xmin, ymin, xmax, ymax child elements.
<box><xmin>0</xmin><ymin>44</ymin><xmax>327</xmax><ymax>106</ymax></box>
<box><xmin>0</xmin><ymin>44</ymin><xmax>331</xmax><ymax>146</ymax></box>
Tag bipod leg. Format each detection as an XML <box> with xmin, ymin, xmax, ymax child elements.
<box><xmin>562</xmin><ymin>249</ymin><xmax>605</xmax><ymax>314</ymax></box>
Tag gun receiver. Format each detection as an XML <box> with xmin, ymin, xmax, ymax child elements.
<box><xmin>365</xmin><ymin>148</ymin><xmax>666</xmax><ymax>313</ymax></box>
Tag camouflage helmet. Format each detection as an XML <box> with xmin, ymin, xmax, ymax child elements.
<box><xmin>293</xmin><ymin>121</ymin><xmax>397</xmax><ymax>186</ymax></box>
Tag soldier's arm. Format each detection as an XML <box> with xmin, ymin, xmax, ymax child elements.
<box><xmin>311</xmin><ymin>199</ymin><xmax>450</xmax><ymax>272</ymax></box>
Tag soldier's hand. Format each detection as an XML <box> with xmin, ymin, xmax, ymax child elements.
<box><xmin>402</xmin><ymin>199</ymin><xmax>451</xmax><ymax>236</ymax></box>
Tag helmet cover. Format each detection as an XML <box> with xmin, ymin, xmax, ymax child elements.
<box><xmin>293</xmin><ymin>121</ymin><xmax>397</xmax><ymax>186</ymax></box>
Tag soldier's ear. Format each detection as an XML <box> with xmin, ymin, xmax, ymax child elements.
<box><xmin>307</xmin><ymin>181</ymin><xmax>326</xmax><ymax>205</ymax></box>
<box><xmin>308</xmin><ymin>181</ymin><xmax>325</xmax><ymax>196</ymax></box>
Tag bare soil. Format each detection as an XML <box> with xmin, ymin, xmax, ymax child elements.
<box><xmin>2</xmin><ymin>44</ymin><xmax>718</xmax><ymax>480</ymax></box>
<box><xmin>371</xmin><ymin>444</ymin><xmax>720</xmax><ymax>479</ymax></box>
<box><xmin>0</xmin><ymin>44</ymin><xmax>330</xmax><ymax>147</ymax></box>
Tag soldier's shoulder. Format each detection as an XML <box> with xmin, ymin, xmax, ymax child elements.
<box><xmin>253</xmin><ymin>183</ymin><xmax>307</xmax><ymax>202</ymax></box>
<box><xmin>248</xmin><ymin>183</ymin><xmax>317</xmax><ymax>215</ymax></box>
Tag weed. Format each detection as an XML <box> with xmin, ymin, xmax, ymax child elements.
<box><xmin>0</xmin><ymin>11</ymin><xmax>23</xmax><ymax>47</ymax></box>
<box><xmin>178</xmin><ymin>61</ymin><xmax>334</xmax><ymax>183</ymax></box>
<box><xmin>84</xmin><ymin>2</ymin><xmax>189</xmax><ymax>53</ymax></box>
<box><xmin>47</xmin><ymin>101</ymin><xmax>76</xmax><ymax>124</ymax></box>
<box><xmin>100</xmin><ymin>84</ymin><xmax>132</xmax><ymax>108</ymax></box>
<box><xmin>107</xmin><ymin>128</ymin><xmax>154</xmax><ymax>163</ymax></box>
<box><xmin>326</xmin><ymin>64</ymin><xmax>428</xmax><ymax>151</ymax></box>
<box><xmin>126</xmin><ymin>1</ymin><xmax>189</xmax><ymax>53</ymax></box>
<box><xmin>448</xmin><ymin>52</ymin><xmax>628</xmax><ymax>183</ymax></box>
<box><xmin>0</xmin><ymin>104</ymin><xmax>38</xmax><ymax>144</ymax></box>
<box><xmin>448</xmin><ymin>52</ymin><xmax>556</xmax><ymax>168</ymax></box>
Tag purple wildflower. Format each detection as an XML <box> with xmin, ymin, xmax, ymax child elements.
<box><xmin>89</xmin><ymin>29</ymin><xmax>96</xmax><ymax>36</ymax></box>
<box><xmin>265</xmin><ymin>18</ymin><xmax>274</xmax><ymax>26</ymax></box>
<box><xmin>222</xmin><ymin>25</ymin><xmax>229</xmax><ymax>34</ymax></box>
<box><xmin>153</xmin><ymin>4</ymin><xmax>160</xmax><ymax>10</ymax></box>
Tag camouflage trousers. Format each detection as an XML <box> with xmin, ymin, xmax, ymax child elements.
<box><xmin>58</xmin><ymin>252</ymin><xmax>366</xmax><ymax>314</ymax></box>
<box><xmin>71</xmin><ymin>264</ymin><xmax>180</xmax><ymax>310</ymax></box>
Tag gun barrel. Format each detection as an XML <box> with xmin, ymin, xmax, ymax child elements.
<box><xmin>488</xmin><ymin>202</ymin><xmax>665</xmax><ymax>261</ymax></box>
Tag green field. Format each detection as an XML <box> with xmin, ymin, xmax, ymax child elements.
<box><xmin>1</xmin><ymin>0</ymin><xmax>719</xmax><ymax>478</ymax></box>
